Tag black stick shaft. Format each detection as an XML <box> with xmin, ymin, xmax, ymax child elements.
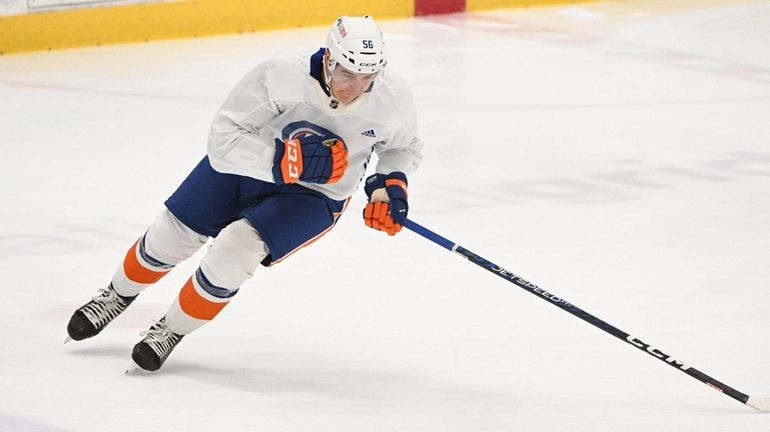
<box><xmin>403</xmin><ymin>218</ymin><xmax>750</xmax><ymax>406</ymax></box>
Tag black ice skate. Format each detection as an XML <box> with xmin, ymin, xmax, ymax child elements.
<box><xmin>66</xmin><ymin>284</ymin><xmax>137</xmax><ymax>342</ymax></box>
<box><xmin>129</xmin><ymin>318</ymin><xmax>184</xmax><ymax>372</ymax></box>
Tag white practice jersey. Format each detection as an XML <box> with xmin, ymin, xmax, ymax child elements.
<box><xmin>207</xmin><ymin>49</ymin><xmax>423</xmax><ymax>201</ymax></box>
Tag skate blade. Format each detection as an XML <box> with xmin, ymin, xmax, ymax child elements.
<box><xmin>125</xmin><ymin>359</ymin><xmax>156</xmax><ymax>375</ymax></box>
<box><xmin>125</xmin><ymin>361</ymin><xmax>143</xmax><ymax>375</ymax></box>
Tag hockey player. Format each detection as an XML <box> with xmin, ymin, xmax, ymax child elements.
<box><xmin>65</xmin><ymin>15</ymin><xmax>423</xmax><ymax>372</ymax></box>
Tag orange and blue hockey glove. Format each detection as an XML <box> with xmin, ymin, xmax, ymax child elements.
<box><xmin>272</xmin><ymin>135</ymin><xmax>348</xmax><ymax>185</ymax></box>
<box><xmin>363</xmin><ymin>172</ymin><xmax>408</xmax><ymax>236</ymax></box>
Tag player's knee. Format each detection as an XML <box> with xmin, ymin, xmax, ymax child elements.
<box><xmin>144</xmin><ymin>209</ymin><xmax>208</xmax><ymax>266</ymax></box>
<box><xmin>199</xmin><ymin>219</ymin><xmax>269</xmax><ymax>290</ymax></box>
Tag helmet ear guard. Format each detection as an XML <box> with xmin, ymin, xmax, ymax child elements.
<box><xmin>326</xmin><ymin>16</ymin><xmax>387</xmax><ymax>74</ymax></box>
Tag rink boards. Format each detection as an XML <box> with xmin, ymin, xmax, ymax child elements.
<box><xmin>0</xmin><ymin>0</ymin><xmax>597</xmax><ymax>55</ymax></box>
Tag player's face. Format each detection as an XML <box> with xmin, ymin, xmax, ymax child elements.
<box><xmin>329</xmin><ymin>65</ymin><xmax>377</xmax><ymax>104</ymax></box>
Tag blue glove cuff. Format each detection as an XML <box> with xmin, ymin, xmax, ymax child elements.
<box><xmin>364</xmin><ymin>171</ymin><xmax>408</xmax><ymax>199</ymax></box>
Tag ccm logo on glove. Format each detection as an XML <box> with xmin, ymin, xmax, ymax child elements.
<box><xmin>283</xmin><ymin>139</ymin><xmax>302</xmax><ymax>182</ymax></box>
<box><xmin>273</xmin><ymin>135</ymin><xmax>349</xmax><ymax>185</ymax></box>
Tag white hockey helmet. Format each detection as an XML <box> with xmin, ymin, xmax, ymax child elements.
<box><xmin>326</xmin><ymin>16</ymin><xmax>387</xmax><ymax>74</ymax></box>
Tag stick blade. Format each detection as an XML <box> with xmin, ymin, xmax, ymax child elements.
<box><xmin>747</xmin><ymin>396</ymin><xmax>770</xmax><ymax>412</ymax></box>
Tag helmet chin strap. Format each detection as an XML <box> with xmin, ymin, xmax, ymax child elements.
<box><xmin>323</xmin><ymin>57</ymin><xmax>335</xmax><ymax>91</ymax></box>
<box><xmin>323</xmin><ymin>54</ymin><xmax>346</xmax><ymax>108</ymax></box>
<box><xmin>322</xmin><ymin>52</ymin><xmax>340</xmax><ymax>105</ymax></box>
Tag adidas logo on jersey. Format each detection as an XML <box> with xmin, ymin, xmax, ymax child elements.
<box><xmin>361</xmin><ymin>129</ymin><xmax>377</xmax><ymax>137</ymax></box>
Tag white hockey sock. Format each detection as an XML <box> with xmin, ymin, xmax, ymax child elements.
<box><xmin>164</xmin><ymin>219</ymin><xmax>268</xmax><ymax>334</ymax></box>
<box><xmin>112</xmin><ymin>209</ymin><xmax>207</xmax><ymax>297</ymax></box>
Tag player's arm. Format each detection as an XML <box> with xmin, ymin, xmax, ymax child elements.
<box><xmin>206</xmin><ymin>62</ymin><xmax>283</xmax><ymax>182</ymax></box>
<box><xmin>373</xmin><ymin>101</ymin><xmax>423</xmax><ymax>175</ymax></box>
<box><xmin>363</xmin><ymin>107</ymin><xmax>423</xmax><ymax>236</ymax></box>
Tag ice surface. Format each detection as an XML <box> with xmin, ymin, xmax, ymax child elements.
<box><xmin>1</xmin><ymin>1</ymin><xmax>770</xmax><ymax>431</ymax></box>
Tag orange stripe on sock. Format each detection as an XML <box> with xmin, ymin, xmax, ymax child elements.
<box><xmin>123</xmin><ymin>240</ymin><xmax>168</xmax><ymax>284</ymax></box>
<box><xmin>178</xmin><ymin>277</ymin><xmax>229</xmax><ymax>320</ymax></box>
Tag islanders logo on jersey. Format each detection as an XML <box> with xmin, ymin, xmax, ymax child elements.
<box><xmin>280</xmin><ymin>121</ymin><xmax>343</xmax><ymax>142</ymax></box>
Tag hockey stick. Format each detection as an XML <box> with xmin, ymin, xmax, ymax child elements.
<box><xmin>402</xmin><ymin>218</ymin><xmax>770</xmax><ymax>411</ymax></box>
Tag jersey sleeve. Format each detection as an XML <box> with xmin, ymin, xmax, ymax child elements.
<box><xmin>206</xmin><ymin>61</ymin><xmax>282</xmax><ymax>182</ymax></box>
<box><xmin>373</xmin><ymin>92</ymin><xmax>424</xmax><ymax>177</ymax></box>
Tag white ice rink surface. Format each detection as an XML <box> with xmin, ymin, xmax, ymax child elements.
<box><xmin>2</xmin><ymin>0</ymin><xmax>770</xmax><ymax>430</ymax></box>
